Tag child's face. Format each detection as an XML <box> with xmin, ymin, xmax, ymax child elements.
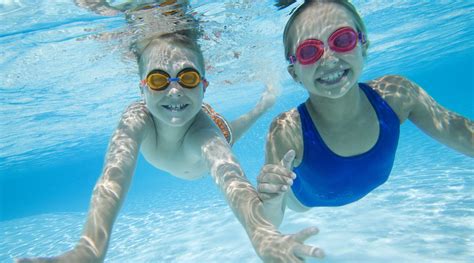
<box><xmin>140</xmin><ymin>41</ymin><xmax>205</xmax><ymax>127</ymax></box>
<box><xmin>287</xmin><ymin>2</ymin><xmax>364</xmax><ymax>99</ymax></box>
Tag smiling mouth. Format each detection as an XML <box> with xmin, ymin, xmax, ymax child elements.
<box><xmin>162</xmin><ymin>104</ymin><xmax>189</xmax><ymax>112</ymax></box>
<box><xmin>316</xmin><ymin>69</ymin><xmax>349</xmax><ymax>85</ymax></box>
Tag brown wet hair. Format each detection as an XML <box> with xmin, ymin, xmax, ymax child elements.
<box><xmin>133</xmin><ymin>29</ymin><xmax>205</xmax><ymax>78</ymax></box>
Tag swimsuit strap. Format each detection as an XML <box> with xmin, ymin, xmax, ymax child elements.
<box><xmin>358</xmin><ymin>83</ymin><xmax>398</xmax><ymax>119</ymax></box>
<box><xmin>202</xmin><ymin>103</ymin><xmax>233</xmax><ymax>145</ymax></box>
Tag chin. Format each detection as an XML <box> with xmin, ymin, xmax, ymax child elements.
<box><xmin>315</xmin><ymin>78</ymin><xmax>357</xmax><ymax>99</ymax></box>
<box><xmin>167</xmin><ymin>116</ymin><xmax>193</xmax><ymax>127</ymax></box>
<box><xmin>309</xmin><ymin>85</ymin><xmax>348</xmax><ymax>99</ymax></box>
<box><xmin>325</xmin><ymin>87</ymin><xmax>351</xmax><ymax>99</ymax></box>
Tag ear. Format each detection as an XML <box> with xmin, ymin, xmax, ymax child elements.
<box><xmin>287</xmin><ymin>64</ymin><xmax>299</xmax><ymax>82</ymax></box>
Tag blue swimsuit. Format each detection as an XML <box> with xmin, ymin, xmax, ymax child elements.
<box><xmin>292</xmin><ymin>83</ymin><xmax>400</xmax><ymax>207</ymax></box>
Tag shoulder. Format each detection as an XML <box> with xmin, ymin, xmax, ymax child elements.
<box><xmin>121</xmin><ymin>100</ymin><xmax>152</xmax><ymax>126</ymax></box>
<box><xmin>266</xmin><ymin>108</ymin><xmax>303</xmax><ymax>165</ymax></box>
<box><xmin>367</xmin><ymin>75</ymin><xmax>419</xmax><ymax>92</ymax></box>
<box><xmin>268</xmin><ymin>108</ymin><xmax>300</xmax><ymax>135</ymax></box>
<box><xmin>185</xmin><ymin>110</ymin><xmax>228</xmax><ymax>150</ymax></box>
<box><xmin>189</xmin><ymin>110</ymin><xmax>222</xmax><ymax>135</ymax></box>
<box><xmin>118</xmin><ymin>100</ymin><xmax>153</xmax><ymax>139</ymax></box>
<box><xmin>366</xmin><ymin>75</ymin><xmax>420</xmax><ymax>123</ymax></box>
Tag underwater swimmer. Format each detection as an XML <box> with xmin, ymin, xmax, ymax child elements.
<box><xmin>16</xmin><ymin>2</ymin><xmax>325</xmax><ymax>263</ymax></box>
<box><xmin>16</xmin><ymin>32</ymin><xmax>325</xmax><ymax>263</ymax></box>
<box><xmin>257</xmin><ymin>0</ymin><xmax>474</xmax><ymax>227</ymax></box>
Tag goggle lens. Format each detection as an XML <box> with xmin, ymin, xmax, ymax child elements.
<box><xmin>292</xmin><ymin>27</ymin><xmax>360</xmax><ymax>65</ymax></box>
<box><xmin>144</xmin><ymin>68</ymin><xmax>202</xmax><ymax>91</ymax></box>
<box><xmin>296</xmin><ymin>39</ymin><xmax>324</xmax><ymax>65</ymax></box>
<box><xmin>148</xmin><ymin>73</ymin><xmax>169</xmax><ymax>90</ymax></box>
<box><xmin>300</xmin><ymin>46</ymin><xmax>317</xmax><ymax>60</ymax></box>
<box><xmin>329</xmin><ymin>27</ymin><xmax>357</xmax><ymax>52</ymax></box>
<box><xmin>179</xmin><ymin>70</ymin><xmax>201</xmax><ymax>88</ymax></box>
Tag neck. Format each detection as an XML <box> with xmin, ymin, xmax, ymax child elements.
<box><xmin>153</xmin><ymin>115</ymin><xmax>197</xmax><ymax>143</ymax></box>
<box><xmin>306</xmin><ymin>83</ymin><xmax>364</xmax><ymax>125</ymax></box>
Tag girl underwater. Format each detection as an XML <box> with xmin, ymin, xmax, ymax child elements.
<box><xmin>17</xmin><ymin>1</ymin><xmax>325</xmax><ymax>262</ymax></box>
<box><xmin>257</xmin><ymin>0</ymin><xmax>474</xmax><ymax>229</ymax></box>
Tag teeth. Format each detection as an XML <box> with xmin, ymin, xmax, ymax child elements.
<box><xmin>320</xmin><ymin>70</ymin><xmax>344</xmax><ymax>82</ymax></box>
<box><xmin>163</xmin><ymin>104</ymin><xmax>188</xmax><ymax>112</ymax></box>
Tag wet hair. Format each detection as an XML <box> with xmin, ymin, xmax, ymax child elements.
<box><xmin>282</xmin><ymin>0</ymin><xmax>370</xmax><ymax>61</ymax></box>
<box><xmin>133</xmin><ymin>29</ymin><xmax>205</xmax><ymax>78</ymax></box>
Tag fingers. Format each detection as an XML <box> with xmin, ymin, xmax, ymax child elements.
<box><xmin>258</xmin><ymin>165</ymin><xmax>295</xmax><ymax>185</ymax></box>
<box><xmin>257</xmin><ymin>170</ymin><xmax>294</xmax><ymax>195</ymax></box>
<box><xmin>258</xmin><ymin>183</ymin><xmax>289</xmax><ymax>194</ymax></box>
<box><xmin>257</xmin><ymin>150</ymin><xmax>296</xmax><ymax>196</ymax></box>
<box><xmin>292</xmin><ymin>227</ymin><xmax>324</xmax><ymax>259</ymax></box>
<box><xmin>293</xmin><ymin>226</ymin><xmax>319</xmax><ymax>242</ymax></box>
<box><xmin>258</xmin><ymin>192</ymin><xmax>275</xmax><ymax>201</ymax></box>
<box><xmin>281</xmin><ymin>150</ymin><xmax>296</xmax><ymax>170</ymax></box>
<box><xmin>259</xmin><ymin>172</ymin><xmax>294</xmax><ymax>185</ymax></box>
<box><xmin>293</xmin><ymin>244</ymin><xmax>325</xmax><ymax>259</ymax></box>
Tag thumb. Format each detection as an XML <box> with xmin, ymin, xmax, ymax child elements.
<box><xmin>280</xmin><ymin>150</ymin><xmax>295</xmax><ymax>170</ymax></box>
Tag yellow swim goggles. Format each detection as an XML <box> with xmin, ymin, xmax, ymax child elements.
<box><xmin>141</xmin><ymin>68</ymin><xmax>207</xmax><ymax>91</ymax></box>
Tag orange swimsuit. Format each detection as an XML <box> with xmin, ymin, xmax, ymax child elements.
<box><xmin>202</xmin><ymin>103</ymin><xmax>233</xmax><ymax>145</ymax></box>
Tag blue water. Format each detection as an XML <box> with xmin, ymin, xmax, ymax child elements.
<box><xmin>1</xmin><ymin>0</ymin><xmax>473</xmax><ymax>262</ymax></box>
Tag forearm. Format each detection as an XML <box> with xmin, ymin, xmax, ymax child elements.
<box><xmin>230</xmin><ymin>103</ymin><xmax>269</xmax><ymax>142</ymax></box>
<box><xmin>77</xmin><ymin>165</ymin><xmax>135</xmax><ymax>261</ymax></box>
<box><xmin>401</xmin><ymin>79</ymin><xmax>474</xmax><ymax>157</ymax></box>
<box><xmin>75</xmin><ymin>112</ymin><xmax>142</xmax><ymax>261</ymax></box>
<box><xmin>215</xmin><ymin>163</ymin><xmax>276</xmax><ymax>231</ymax></box>
<box><xmin>262</xmin><ymin>194</ymin><xmax>286</xmax><ymax>227</ymax></box>
<box><xmin>230</xmin><ymin>84</ymin><xmax>277</xmax><ymax>142</ymax></box>
<box><xmin>439</xmin><ymin>115</ymin><xmax>474</xmax><ymax>157</ymax></box>
<box><xmin>202</xmin><ymin>138</ymin><xmax>279</xmax><ymax>242</ymax></box>
<box><xmin>411</xmin><ymin>106</ymin><xmax>474</xmax><ymax>157</ymax></box>
<box><xmin>199</xmin><ymin>136</ymin><xmax>325</xmax><ymax>261</ymax></box>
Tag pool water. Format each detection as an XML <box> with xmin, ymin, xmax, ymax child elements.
<box><xmin>1</xmin><ymin>0</ymin><xmax>473</xmax><ymax>262</ymax></box>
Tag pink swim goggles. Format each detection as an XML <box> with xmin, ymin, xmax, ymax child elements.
<box><xmin>289</xmin><ymin>27</ymin><xmax>366</xmax><ymax>65</ymax></box>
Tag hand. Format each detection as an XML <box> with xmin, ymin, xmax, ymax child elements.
<box><xmin>15</xmin><ymin>248</ymin><xmax>101</xmax><ymax>263</ymax></box>
<box><xmin>257</xmin><ymin>81</ymin><xmax>279</xmax><ymax>112</ymax></box>
<box><xmin>255</xmin><ymin>226</ymin><xmax>324</xmax><ymax>262</ymax></box>
<box><xmin>258</xmin><ymin>150</ymin><xmax>296</xmax><ymax>201</ymax></box>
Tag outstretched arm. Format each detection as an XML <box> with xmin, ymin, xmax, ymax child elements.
<box><xmin>257</xmin><ymin>110</ymin><xmax>306</xmax><ymax>227</ymax></box>
<box><xmin>371</xmin><ymin>75</ymin><xmax>473</xmax><ymax>157</ymax></box>
<box><xmin>229</xmin><ymin>82</ymin><xmax>278</xmax><ymax>142</ymax></box>
<box><xmin>407</xmin><ymin>80</ymin><xmax>473</xmax><ymax>157</ymax></box>
<box><xmin>200</xmin><ymin>132</ymin><xmax>323</xmax><ymax>262</ymax></box>
<box><xmin>258</xmin><ymin>150</ymin><xmax>295</xmax><ymax>227</ymax></box>
<box><xmin>16</xmin><ymin>102</ymin><xmax>150</xmax><ymax>263</ymax></box>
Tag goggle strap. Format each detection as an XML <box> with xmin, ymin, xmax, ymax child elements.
<box><xmin>289</xmin><ymin>55</ymin><xmax>297</xmax><ymax>65</ymax></box>
<box><xmin>358</xmin><ymin>31</ymin><xmax>366</xmax><ymax>44</ymax></box>
<box><xmin>202</xmin><ymin>78</ymin><xmax>209</xmax><ymax>92</ymax></box>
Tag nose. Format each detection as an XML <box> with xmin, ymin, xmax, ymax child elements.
<box><xmin>320</xmin><ymin>47</ymin><xmax>339</xmax><ymax>67</ymax></box>
<box><xmin>166</xmin><ymin>82</ymin><xmax>183</xmax><ymax>97</ymax></box>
